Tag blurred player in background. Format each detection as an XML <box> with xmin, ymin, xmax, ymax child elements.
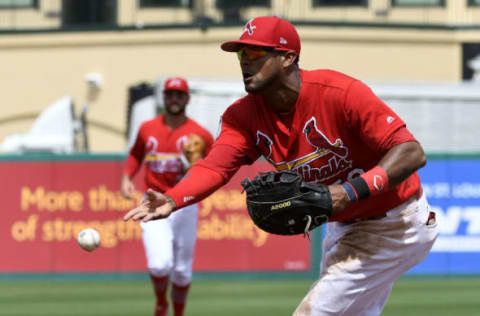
<box><xmin>124</xmin><ymin>17</ymin><xmax>439</xmax><ymax>316</ymax></box>
<box><xmin>121</xmin><ymin>76</ymin><xmax>214</xmax><ymax>316</ymax></box>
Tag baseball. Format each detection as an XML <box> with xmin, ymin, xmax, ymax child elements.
<box><xmin>77</xmin><ymin>228</ymin><xmax>101</xmax><ymax>252</ymax></box>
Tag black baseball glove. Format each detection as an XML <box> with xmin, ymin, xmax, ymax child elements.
<box><xmin>241</xmin><ymin>171</ymin><xmax>332</xmax><ymax>236</ymax></box>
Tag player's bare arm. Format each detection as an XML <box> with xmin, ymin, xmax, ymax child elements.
<box><xmin>378</xmin><ymin>141</ymin><xmax>426</xmax><ymax>187</ymax></box>
<box><xmin>120</xmin><ymin>174</ymin><xmax>136</xmax><ymax>199</ymax></box>
<box><xmin>330</xmin><ymin>141</ymin><xmax>425</xmax><ymax>217</ymax></box>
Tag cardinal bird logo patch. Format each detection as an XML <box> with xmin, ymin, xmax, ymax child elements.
<box><xmin>303</xmin><ymin>117</ymin><xmax>348</xmax><ymax>159</ymax></box>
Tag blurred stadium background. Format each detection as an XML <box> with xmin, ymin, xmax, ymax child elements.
<box><xmin>1</xmin><ymin>0</ymin><xmax>480</xmax><ymax>315</ymax></box>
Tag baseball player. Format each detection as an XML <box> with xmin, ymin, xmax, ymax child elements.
<box><xmin>124</xmin><ymin>17</ymin><xmax>439</xmax><ymax>316</ymax></box>
<box><xmin>121</xmin><ymin>77</ymin><xmax>214</xmax><ymax>316</ymax></box>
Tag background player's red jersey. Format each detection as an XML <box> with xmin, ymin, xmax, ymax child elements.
<box><xmin>125</xmin><ymin>115</ymin><xmax>214</xmax><ymax>193</ymax></box>
<box><xmin>214</xmin><ymin>69</ymin><xmax>420</xmax><ymax>222</ymax></box>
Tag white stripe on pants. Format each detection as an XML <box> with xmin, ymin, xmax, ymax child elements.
<box><xmin>293</xmin><ymin>193</ymin><xmax>439</xmax><ymax>316</ymax></box>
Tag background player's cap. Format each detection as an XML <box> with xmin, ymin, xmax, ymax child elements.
<box><xmin>163</xmin><ymin>77</ymin><xmax>189</xmax><ymax>94</ymax></box>
<box><xmin>221</xmin><ymin>16</ymin><xmax>300</xmax><ymax>56</ymax></box>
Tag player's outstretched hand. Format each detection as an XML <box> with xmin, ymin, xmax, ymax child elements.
<box><xmin>123</xmin><ymin>189</ymin><xmax>174</xmax><ymax>222</ymax></box>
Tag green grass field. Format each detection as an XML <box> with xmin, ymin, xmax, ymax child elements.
<box><xmin>0</xmin><ymin>276</ymin><xmax>479</xmax><ymax>315</ymax></box>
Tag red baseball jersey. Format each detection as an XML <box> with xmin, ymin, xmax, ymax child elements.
<box><xmin>125</xmin><ymin>115</ymin><xmax>214</xmax><ymax>193</ymax></box>
<box><xmin>212</xmin><ymin>69</ymin><xmax>421</xmax><ymax>222</ymax></box>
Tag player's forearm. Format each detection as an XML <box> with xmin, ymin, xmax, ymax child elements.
<box><xmin>378</xmin><ymin>141</ymin><xmax>426</xmax><ymax>188</ymax></box>
<box><xmin>338</xmin><ymin>141</ymin><xmax>425</xmax><ymax>206</ymax></box>
<box><xmin>121</xmin><ymin>173</ymin><xmax>132</xmax><ymax>182</ymax></box>
<box><xmin>124</xmin><ymin>154</ymin><xmax>142</xmax><ymax>178</ymax></box>
<box><xmin>165</xmin><ymin>165</ymin><xmax>225</xmax><ymax>210</ymax></box>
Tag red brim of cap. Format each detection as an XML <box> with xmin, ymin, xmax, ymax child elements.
<box><xmin>221</xmin><ymin>39</ymin><xmax>277</xmax><ymax>52</ymax></box>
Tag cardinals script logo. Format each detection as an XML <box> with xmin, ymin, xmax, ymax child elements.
<box><xmin>256</xmin><ymin>117</ymin><xmax>352</xmax><ymax>183</ymax></box>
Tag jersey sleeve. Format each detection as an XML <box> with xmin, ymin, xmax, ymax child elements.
<box><xmin>167</xmin><ymin>99</ymin><xmax>262</xmax><ymax>209</ymax></box>
<box><xmin>381</xmin><ymin>126</ymin><xmax>418</xmax><ymax>149</ymax></box>
<box><xmin>343</xmin><ymin>80</ymin><xmax>414</xmax><ymax>153</ymax></box>
<box><xmin>214</xmin><ymin>101</ymin><xmax>262</xmax><ymax>163</ymax></box>
<box><xmin>165</xmin><ymin>165</ymin><xmax>225</xmax><ymax>209</ymax></box>
<box><xmin>197</xmin><ymin>142</ymin><xmax>253</xmax><ymax>181</ymax></box>
<box><xmin>166</xmin><ymin>137</ymin><xmax>253</xmax><ymax>209</ymax></box>
<box><xmin>124</xmin><ymin>124</ymin><xmax>146</xmax><ymax>177</ymax></box>
<box><xmin>196</xmin><ymin>100</ymin><xmax>261</xmax><ymax>180</ymax></box>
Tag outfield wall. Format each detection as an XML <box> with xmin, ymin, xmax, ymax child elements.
<box><xmin>0</xmin><ymin>155</ymin><xmax>314</xmax><ymax>276</ymax></box>
<box><xmin>409</xmin><ymin>155</ymin><xmax>480</xmax><ymax>275</ymax></box>
<box><xmin>0</xmin><ymin>154</ymin><xmax>479</xmax><ymax>276</ymax></box>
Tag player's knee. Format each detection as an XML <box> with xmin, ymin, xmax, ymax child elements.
<box><xmin>149</xmin><ymin>266</ymin><xmax>172</xmax><ymax>277</ymax></box>
<box><xmin>148</xmin><ymin>261</ymin><xmax>174</xmax><ymax>277</ymax></box>
<box><xmin>172</xmin><ymin>267</ymin><xmax>192</xmax><ymax>286</ymax></box>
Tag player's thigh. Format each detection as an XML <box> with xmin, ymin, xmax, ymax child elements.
<box><xmin>172</xmin><ymin>204</ymin><xmax>198</xmax><ymax>252</ymax></box>
<box><xmin>295</xmin><ymin>195</ymin><xmax>438</xmax><ymax>316</ymax></box>
<box><xmin>141</xmin><ymin>219</ymin><xmax>174</xmax><ymax>271</ymax></box>
<box><xmin>294</xmin><ymin>240</ymin><xmax>398</xmax><ymax>316</ymax></box>
<box><xmin>170</xmin><ymin>205</ymin><xmax>198</xmax><ymax>283</ymax></box>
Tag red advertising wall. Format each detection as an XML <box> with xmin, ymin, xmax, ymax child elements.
<box><xmin>0</xmin><ymin>158</ymin><xmax>311</xmax><ymax>273</ymax></box>
<box><xmin>193</xmin><ymin>163</ymin><xmax>311</xmax><ymax>272</ymax></box>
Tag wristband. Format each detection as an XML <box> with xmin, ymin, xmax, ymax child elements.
<box><xmin>341</xmin><ymin>182</ymin><xmax>358</xmax><ymax>202</ymax></box>
<box><xmin>360</xmin><ymin>166</ymin><xmax>389</xmax><ymax>196</ymax></box>
<box><xmin>342</xmin><ymin>166</ymin><xmax>389</xmax><ymax>202</ymax></box>
<box><xmin>349</xmin><ymin>177</ymin><xmax>370</xmax><ymax>200</ymax></box>
<box><xmin>164</xmin><ymin>195</ymin><xmax>177</xmax><ymax>211</ymax></box>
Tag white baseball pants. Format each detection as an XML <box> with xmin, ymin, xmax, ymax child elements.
<box><xmin>294</xmin><ymin>193</ymin><xmax>439</xmax><ymax>316</ymax></box>
<box><xmin>141</xmin><ymin>204</ymin><xmax>198</xmax><ymax>286</ymax></box>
